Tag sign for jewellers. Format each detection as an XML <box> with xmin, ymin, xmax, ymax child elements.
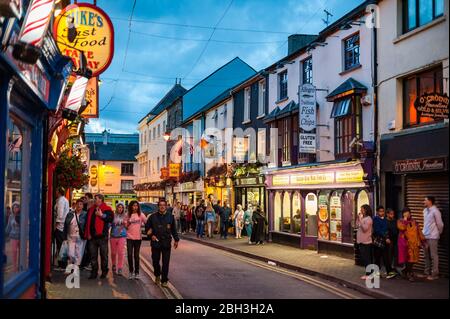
<box><xmin>299</xmin><ymin>84</ymin><xmax>317</xmax><ymax>154</ymax></box>
<box><xmin>394</xmin><ymin>157</ymin><xmax>448</xmax><ymax>174</ymax></box>
<box><xmin>53</xmin><ymin>3</ymin><xmax>114</xmax><ymax>76</ymax></box>
<box><xmin>414</xmin><ymin>93</ymin><xmax>449</xmax><ymax>120</ymax></box>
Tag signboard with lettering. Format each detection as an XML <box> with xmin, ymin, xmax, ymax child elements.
<box><xmin>273</xmin><ymin>175</ymin><xmax>290</xmax><ymax>186</ymax></box>
<box><xmin>53</xmin><ymin>3</ymin><xmax>114</xmax><ymax>76</ymax></box>
<box><xmin>81</xmin><ymin>77</ymin><xmax>99</xmax><ymax>118</ymax></box>
<box><xmin>291</xmin><ymin>172</ymin><xmax>334</xmax><ymax>185</ymax></box>
<box><xmin>299</xmin><ymin>133</ymin><xmax>316</xmax><ymax>154</ymax></box>
<box><xmin>169</xmin><ymin>163</ymin><xmax>181</xmax><ymax>177</ymax></box>
<box><xmin>160</xmin><ymin>167</ymin><xmax>169</xmax><ymax>180</ymax></box>
<box><xmin>394</xmin><ymin>157</ymin><xmax>448</xmax><ymax>174</ymax></box>
<box><xmin>299</xmin><ymin>83</ymin><xmax>317</xmax><ymax>154</ymax></box>
<box><xmin>414</xmin><ymin>93</ymin><xmax>449</xmax><ymax>120</ymax></box>
<box><xmin>335</xmin><ymin>169</ymin><xmax>364</xmax><ymax>183</ymax></box>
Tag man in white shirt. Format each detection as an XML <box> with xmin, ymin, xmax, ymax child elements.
<box><xmin>422</xmin><ymin>196</ymin><xmax>444</xmax><ymax>280</ymax></box>
<box><xmin>54</xmin><ymin>188</ymin><xmax>69</xmax><ymax>270</ymax></box>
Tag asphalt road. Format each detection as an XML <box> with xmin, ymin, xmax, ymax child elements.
<box><xmin>140</xmin><ymin>240</ymin><xmax>370</xmax><ymax>299</ymax></box>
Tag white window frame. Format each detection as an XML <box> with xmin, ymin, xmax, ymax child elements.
<box><xmin>258</xmin><ymin>80</ymin><xmax>266</xmax><ymax>117</ymax></box>
<box><xmin>257</xmin><ymin>128</ymin><xmax>266</xmax><ymax>162</ymax></box>
<box><xmin>243</xmin><ymin>87</ymin><xmax>251</xmax><ymax>123</ymax></box>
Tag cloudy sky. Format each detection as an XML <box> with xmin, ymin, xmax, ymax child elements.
<box><xmin>87</xmin><ymin>0</ymin><xmax>364</xmax><ymax>134</ymax></box>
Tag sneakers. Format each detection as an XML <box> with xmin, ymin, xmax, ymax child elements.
<box><xmin>134</xmin><ymin>273</ymin><xmax>140</xmax><ymax>280</ymax></box>
<box><xmin>386</xmin><ymin>272</ymin><xmax>397</xmax><ymax>279</ymax></box>
<box><xmin>128</xmin><ymin>273</ymin><xmax>135</xmax><ymax>280</ymax></box>
<box><xmin>161</xmin><ymin>281</ymin><xmax>169</xmax><ymax>288</ymax></box>
<box><xmin>117</xmin><ymin>269</ymin><xmax>123</xmax><ymax>276</ymax></box>
<box><xmin>155</xmin><ymin>276</ymin><xmax>161</xmax><ymax>285</ymax></box>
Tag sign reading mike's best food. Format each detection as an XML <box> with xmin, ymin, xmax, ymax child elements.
<box><xmin>53</xmin><ymin>3</ymin><xmax>114</xmax><ymax>76</ymax></box>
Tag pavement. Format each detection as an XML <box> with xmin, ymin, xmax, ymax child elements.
<box><xmin>180</xmin><ymin>232</ymin><xmax>449</xmax><ymax>299</ymax></box>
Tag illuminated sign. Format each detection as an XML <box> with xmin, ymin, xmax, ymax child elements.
<box><xmin>169</xmin><ymin>163</ymin><xmax>181</xmax><ymax>177</ymax></box>
<box><xmin>54</xmin><ymin>3</ymin><xmax>114</xmax><ymax>76</ymax></box>
<box><xmin>81</xmin><ymin>77</ymin><xmax>99</xmax><ymax>118</ymax></box>
<box><xmin>335</xmin><ymin>169</ymin><xmax>364</xmax><ymax>183</ymax></box>
<box><xmin>291</xmin><ymin>172</ymin><xmax>334</xmax><ymax>185</ymax></box>
<box><xmin>273</xmin><ymin>175</ymin><xmax>290</xmax><ymax>186</ymax></box>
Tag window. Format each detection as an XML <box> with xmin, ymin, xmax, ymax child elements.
<box><xmin>404</xmin><ymin>0</ymin><xmax>444</xmax><ymax>33</ymax></box>
<box><xmin>257</xmin><ymin>129</ymin><xmax>266</xmax><ymax>162</ymax></box>
<box><xmin>162</xmin><ymin>155</ymin><xmax>165</xmax><ymax>167</ymax></box>
<box><xmin>163</xmin><ymin>121</ymin><xmax>166</xmax><ymax>133</ymax></box>
<box><xmin>121</xmin><ymin>163</ymin><xmax>134</xmax><ymax>176</ymax></box>
<box><xmin>344</xmin><ymin>33</ymin><xmax>360</xmax><ymax>71</ymax></box>
<box><xmin>157</xmin><ymin>124</ymin><xmax>161</xmax><ymax>138</ymax></box>
<box><xmin>121</xmin><ymin>180</ymin><xmax>134</xmax><ymax>192</ymax></box>
<box><xmin>274</xmin><ymin>192</ymin><xmax>282</xmax><ymax>232</ymax></box>
<box><xmin>293</xmin><ymin>193</ymin><xmax>301</xmax><ymax>234</ymax></box>
<box><xmin>280</xmin><ymin>117</ymin><xmax>291</xmax><ymax>164</ymax></box>
<box><xmin>258</xmin><ymin>80</ymin><xmax>266</xmax><ymax>116</ymax></box>
<box><xmin>283</xmin><ymin>192</ymin><xmax>291</xmax><ymax>232</ymax></box>
<box><xmin>305</xmin><ymin>193</ymin><xmax>318</xmax><ymax>237</ymax></box>
<box><xmin>302</xmin><ymin>57</ymin><xmax>313</xmax><ymax>84</ymax></box>
<box><xmin>244</xmin><ymin>87</ymin><xmax>251</xmax><ymax>122</ymax></box>
<box><xmin>4</xmin><ymin>114</ymin><xmax>31</xmax><ymax>285</ymax></box>
<box><xmin>278</xmin><ymin>71</ymin><xmax>288</xmax><ymax>100</ymax></box>
<box><xmin>157</xmin><ymin>157</ymin><xmax>160</xmax><ymax>172</ymax></box>
<box><xmin>143</xmin><ymin>130</ymin><xmax>147</xmax><ymax>145</ymax></box>
<box><xmin>153</xmin><ymin>127</ymin><xmax>156</xmax><ymax>140</ymax></box>
<box><xmin>332</xmin><ymin>96</ymin><xmax>362</xmax><ymax>158</ymax></box>
<box><xmin>148</xmin><ymin>160</ymin><xmax>151</xmax><ymax>177</ymax></box>
<box><xmin>404</xmin><ymin>67</ymin><xmax>443</xmax><ymax>127</ymax></box>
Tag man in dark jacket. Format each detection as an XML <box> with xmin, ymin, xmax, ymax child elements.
<box><xmin>386</xmin><ymin>208</ymin><xmax>399</xmax><ymax>278</ymax></box>
<box><xmin>219</xmin><ymin>200</ymin><xmax>232</xmax><ymax>239</ymax></box>
<box><xmin>145</xmin><ymin>199</ymin><xmax>180</xmax><ymax>287</ymax></box>
<box><xmin>84</xmin><ymin>194</ymin><xmax>113</xmax><ymax>279</ymax></box>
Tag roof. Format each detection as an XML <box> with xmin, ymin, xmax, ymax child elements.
<box><xmin>138</xmin><ymin>84</ymin><xmax>187</xmax><ymax>124</ymax></box>
<box><xmin>264</xmin><ymin>100</ymin><xmax>298</xmax><ymax>123</ymax></box>
<box><xmin>326</xmin><ymin>77</ymin><xmax>368</xmax><ymax>101</ymax></box>
<box><xmin>88</xmin><ymin>142</ymin><xmax>139</xmax><ymax>161</ymax></box>
<box><xmin>85</xmin><ymin>132</ymin><xmax>139</xmax><ymax>144</ymax></box>
<box><xmin>182</xmin><ymin>57</ymin><xmax>256</xmax><ymax>121</ymax></box>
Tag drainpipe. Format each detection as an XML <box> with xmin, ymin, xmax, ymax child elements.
<box><xmin>372</xmin><ymin>8</ymin><xmax>380</xmax><ymax>207</ymax></box>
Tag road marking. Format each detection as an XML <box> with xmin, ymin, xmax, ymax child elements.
<box><xmin>217</xmin><ymin>250</ymin><xmax>361</xmax><ymax>299</ymax></box>
<box><xmin>139</xmin><ymin>254</ymin><xmax>183</xmax><ymax>300</ymax></box>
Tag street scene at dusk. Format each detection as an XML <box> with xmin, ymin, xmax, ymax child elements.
<box><xmin>0</xmin><ymin>0</ymin><xmax>449</xmax><ymax>308</ymax></box>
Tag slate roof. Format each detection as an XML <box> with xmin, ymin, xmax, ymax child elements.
<box><xmin>88</xmin><ymin>142</ymin><xmax>139</xmax><ymax>161</ymax></box>
<box><xmin>326</xmin><ymin>77</ymin><xmax>368</xmax><ymax>101</ymax></box>
<box><xmin>138</xmin><ymin>84</ymin><xmax>187</xmax><ymax>124</ymax></box>
<box><xmin>264</xmin><ymin>100</ymin><xmax>298</xmax><ymax>123</ymax></box>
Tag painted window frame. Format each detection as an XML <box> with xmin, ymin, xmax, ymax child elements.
<box><xmin>121</xmin><ymin>163</ymin><xmax>134</xmax><ymax>176</ymax></box>
<box><xmin>343</xmin><ymin>33</ymin><xmax>360</xmax><ymax>71</ymax></box>
<box><xmin>302</xmin><ymin>56</ymin><xmax>313</xmax><ymax>85</ymax></box>
<box><xmin>403</xmin><ymin>0</ymin><xmax>445</xmax><ymax>33</ymax></box>
<box><xmin>278</xmin><ymin>71</ymin><xmax>288</xmax><ymax>101</ymax></box>
<box><xmin>258</xmin><ymin>80</ymin><xmax>266</xmax><ymax>117</ymax></box>
<box><xmin>244</xmin><ymin>87</ymin><xmax>251</xmax><ymax>122</ymax></box>
<box><xmin>334</xmin><ymin>95</ymin><xmax>362</xmax><ymax>159</ymax></box>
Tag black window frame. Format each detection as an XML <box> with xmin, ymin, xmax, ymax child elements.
<box><xmin>121</xmin><ymin>163</ymin><xmax>134</xmax><ymax>176</ymax></box>
<box><xmin>403</xmin><ymin>0</ymin><xmax>445</xmax><ymax>33</ymax></box>
<box><xmin>120</xmin><ymin>180</ymin><xmax>134</xmax><ymax>192</ymax></box>
<box><xmin>302</xmin><ymin>57</ymin><xmax>313</xmax><ymax>85</ymax></box>
<box><xmin>334</xmin><ymin>96</ymin><xmax>362</xmax><ymax>159</ymax></box>
<box><xmin>278</xmin><ymin>71</ymin><xmax>288</xmax><ymax>101</ymax></box>
<box><xmin>343</xmin><ymin>33</ymin><xmax>360</xmax><ymax>71</ymax></box>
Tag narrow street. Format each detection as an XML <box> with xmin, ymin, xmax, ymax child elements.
<box><xmin>139</xmin><ymin>240</ymin><xmax>370</xmax><ymax>299</ymax></box>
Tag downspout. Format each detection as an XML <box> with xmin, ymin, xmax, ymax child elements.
<box><xmin>372</xmin><ymin>8</ymin><xmax>380</xmax><ymax>207</ymax></box>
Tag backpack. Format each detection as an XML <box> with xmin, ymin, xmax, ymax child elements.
<box><xmin>196</xmin><ymin>206</ymin><xmax>204</xmax><ymax>219</ymax></box>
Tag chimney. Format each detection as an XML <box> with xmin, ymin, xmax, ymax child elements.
<box><xmin>102</xmin><ymin>129</ymin><xmax>109</xmax><ymax>145</ymax></box>
<box><xmin>288</xmin><ymin>34</ymin><xmax>317</xmax><ymax>55</ymax></box>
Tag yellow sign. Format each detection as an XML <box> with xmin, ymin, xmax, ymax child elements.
<box><xmin>81</xmin><ymin>77</ymin><xmax>99</xmax><ymax>118</ymax></box>
<box><xmin>273</xmin><ymin>175</ymin><xmax>290</xmax><ymax>186</ymax></box>
<box><xmin>291</xmin><ymin>172</ymin><xmax>334</xmax><ymax>185</ymax></box>
<box><xmin>90</xmin><ymin>165</ymin><xmax>98</xmax><ymax>187</ymax></box>
<box><xmin>336</xmin><ymin>170</ymin><xmax>364</xmax><ymax>183</ymax></box>
<box><xmin>53</xmin><ymin>4</ymin><xmax>114</xmax><ymax>76</ymax></box>
<box><xmin>169</xmin><ymin>163</ymin><xmax>181</xmax><ymax>177</ymax></box>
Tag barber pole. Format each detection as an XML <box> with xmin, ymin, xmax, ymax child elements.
<box><xmin>65</xmin><ymin>76</ymin><xmax>89</xmax><ymax>112</ymax></box>
<box><xmin>19</xmin><ymin>0</ymin><xmax>55</xmax><ymax>47</ymax></box>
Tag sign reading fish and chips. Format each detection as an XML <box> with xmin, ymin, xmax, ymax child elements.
<box><xmin>53</xmin><ymin>3</ymin><xmax>114</xmax><ymax>76</ymax></box>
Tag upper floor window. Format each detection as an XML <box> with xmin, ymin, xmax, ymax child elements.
<box><xmin>404</xmin><ymin>0</ymin><xmax>444</xmax><ymax>33</ymax></box>
<box><xmin>244</xmin><ymin>87</ymin><xmax>251</xmax><ymax>122</ymax></box>
<box><xmin>278</xmin><ymin>71</ymin><xmax>288</xmax><ymax>100</ymax></box>
<box><xmin>302</xmin><ymin>57</ymin><xmax>313</xmax><ymax>84</ymax></box>
<box><xmin>121</xmin><ymin>163</ymin><xmax>134</xmax><ymax>176</ymax></box>
<box><xmin>143</xmin><ymin>131</ymin><xmax>147</xmax><ymax>145</ymax></box>
<box><xmin>258</xmin><ymin>80</ymin><xmax>266</xmax><ymax>116</ymax></box>
<box><xmin>157</xmin><ymin>124</ymin><xmax>161</xmax><ymax>138</ymax></box>
<box><xmin>157</xmin><ymin>157</ymin><xmax>160</xmax><ymax>172</ymax></box>
<box><xmin>404</xmin><ymin>66</ymin><xmax>443</xmax><ymax>127</ymax></box>
<box><xmin>343</xmin><ymin>33</ymin><xmax>360</xmax><ymax>71</ymax></box>
<box><xmin>153</xmin><ymin>127</ymin><xmax>156</xmax><ymax>141</ymax></box>
<box><xmin>162</xmin><ymin>121</ymin><xmax>166</xmax><ymax>133</ymax></box>
<box><xmin>121</xmin><ymin>180</ymin><xmax>134</xmax><ymax>193</ymax></box>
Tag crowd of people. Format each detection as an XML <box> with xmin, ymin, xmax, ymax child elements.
<box><xmin>54</xmin><ymin>191</ymin><xmax>179</xmax><ymax>287</ymax></box>
<box><xmin>356</xmin><ymin>196</ymin><xmax>444</xmax><ymax>282</ymax></box>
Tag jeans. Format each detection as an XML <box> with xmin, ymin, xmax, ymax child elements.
<box><xmin>374</xmin><ymin>245</ymin><xmax>392</xmax><ymax>273</ymax></box>
<box><xmin>359</xmin><ymin>243</ymin><xmax>373</xmax><ymax>275</ymax></box>
<box><xmin>424</xmin><ymin>239</ymin><xmax>440</xmax><ymax>276</ymax></box>
<box><xmin>54</xmin><ymin>229</ymin><xmax>67</xmax><ymax>269</ymax></box>
<box><xmin>89</xmin><ymin>237</ymin><xmax>109</xmax><ymax>275</ymax></box>
<box><xmin>110</xmin><ymin>237</ymin><xmax>126</xmax><ymax>270</ymax></box>
<box><xmin>127</xmin><ymin>239</ymin><xmax>142</xmax><ymax>274</ymax></box>
<box><xmin>151</xmin><ymin>245</ymin><xmax>171</xmax><ymax>283</ymax></box>
<box><xmin>220</xmin><ymin>221</ymin><xmax>229</xmax><ymax>238</ymax></box>
<box><xmin>196</xmin><ymin>220</ymin><xmax>205</xmax><ymax>237</ymax></box>
<box><xmin>180</xmin><ymin>218</ymin><xmax>187</xmax><ymax>233</ymax></box>
<box><xmin>175</xmin><ymin>219</ymin><xmax>181</xmax><ymax>233</ymax></box>
<box><xmin>386</xmin><ymin>241</ymin><xmax>398</xmax><ymax>271</ymax></box>
<box><xmin>245</xmin><ymin>223</ymin><xmax>252</xmax><ymax>240</ymax></box>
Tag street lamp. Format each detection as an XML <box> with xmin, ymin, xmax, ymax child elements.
<box><xmin>163</xmin><ymin>131</ymin><xmax>171</xmax><ymax>142</ymax></box>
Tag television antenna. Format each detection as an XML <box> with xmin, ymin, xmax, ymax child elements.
<box><xmin>322</xmin><ymin>9</ymin><xmax>333</xmax><ymax>26</ymax></box>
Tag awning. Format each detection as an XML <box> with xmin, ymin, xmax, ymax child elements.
<box><xmin>326</xmin><ymin>77</ymin><xmax>367</xmax><ymax>102</ymax></box>
<box><xmin>330</xmin><ymin>98</ymin><xmax>351</xmax><ymax>118</ymax></box>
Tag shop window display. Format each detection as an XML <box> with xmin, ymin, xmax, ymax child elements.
<box><xmin>329</xmin><ymin>191</ymin><xmax>342</xmax><ymax>242</ymax></box>
<box><xmin>305</xmin><ymin>193</ymin><xmax>318</xmax><ymax>237</ymax></box>
<box><xmin>318</xmin><ymin>192</ymin><xmax>330</xmax><ymax>240</ymax></box>
<box><xmin>293</xmin><ymin>192</ymin><xmax>301</xmax><ymax>234</ymax></box>
<box><xmin>274</xmin><ymin>192</ymin><xmax>282</xmax><ymax>232</ymax></box>
<box><xmin>282</xmin><ymin>192</ymin><xmax>291</xmax><ymax>232</ymax></box>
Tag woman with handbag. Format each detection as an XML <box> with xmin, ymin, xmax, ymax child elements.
<box><xmin>356</xmin><ymin>204</ymin><xmax>373</xmax><ymax>280</ymax></box>
<box><xmin>373</xmin><ymin>206</ymin><xmax>393</xmax><ymax>278</ymax></box>
<box><xmin>397</xmin><ymin>207</ymin><xmax>426</xmax><ymax>282</ymax></box>
<box><xmin>110</xmin><ymin>203</ymin><xmax>127</xmax><ymax>276</ymax></box>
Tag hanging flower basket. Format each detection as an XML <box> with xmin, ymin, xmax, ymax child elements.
<box><xmin>55</xmin><ymin>150</ymin><xmax>89</xmax><ymax>190</ymax></box>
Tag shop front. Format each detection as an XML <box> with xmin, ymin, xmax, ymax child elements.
<box><xmin>265</xmin><ymin>161</ymin><xmax>373</xmax><ymax>259</ymax></box>
<box><xmin>234</xmin><ymin>176</ymin><xmax>265</xmax><ymax>214</ymax></box>
<box><xmin>381</xmin><ymin>123</ymin><xmax>449</xmax><ymax>276</ymax></box>
<box><xmin>205</xmin><ymin>177</ymin><xmax>233</xmax><ymax>207</ymax></box>
<box><xmin>175</xmin><ymin>180</ymin><xmax>204</xmax><ymax>205</ymax></box>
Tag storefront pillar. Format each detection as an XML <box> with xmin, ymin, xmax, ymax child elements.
<box><xmin>268</xmin><ymin>191</ymin><xmax>274</xmax><ymax>242</ymax></box>
<box><xmin>300</xmin><ymin>192</ymin><xmax>306</xmax><ymax>249</ymax></box>
<box><xmin>44</xmin><ymin>160</ymin><xmax>56</xmax><ymax>281</ymax></box>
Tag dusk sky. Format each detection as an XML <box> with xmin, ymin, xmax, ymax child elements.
<box><xmin>88</xmin><ymin>0</ymin><xmax>364</xmax><ymax>134</ymax></box>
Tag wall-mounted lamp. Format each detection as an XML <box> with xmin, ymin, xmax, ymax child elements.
<box><xmin>163</xmin><ymin>131</ymin><xmax>171</xmax><ymax>142</ymax></box>
<box><xmin>102</xmin><ymin>161</ymin><xmax>106</xmax><ymax>168</ymax></box>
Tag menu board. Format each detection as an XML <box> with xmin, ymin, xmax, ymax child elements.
<box><xmin>329</xmin><ymin>194</ymin><xmax>342</xmax><ymax>242</ymax></box>
<box><xmin>318</xmin><ymin>194</ymin><xmax>329</xmax><ymax>240</ymax></box>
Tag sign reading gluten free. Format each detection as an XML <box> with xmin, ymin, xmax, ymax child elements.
<box><xmin>53</xmin><ymin>3</ymin><xmax>114</xmax><ymax>76</ymax></box>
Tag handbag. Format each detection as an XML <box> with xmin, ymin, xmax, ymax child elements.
<box><xmin>58</xmin><ymin>240</ymin><xmax>69</xmax><ymax>261</ymax></box>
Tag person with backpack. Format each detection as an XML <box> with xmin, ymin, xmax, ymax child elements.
<box><xmin>110</xmin><ymin>203</ymin><xmax>127</xmax><ymax>276</ymax></box>
<box><xmin>63</xmin><ymin>199</ymin><xmax>87</xmax><ymax>272</ymax></box>
<box><xmin>195</xmin><ymin>200</ymin><xmax>206</xmax><ymax>238</ymax></box>
<box><xmin>124</xmin><ymin>201</ymin><xmax>147</xmax><ymax>280</ymax></box>
<box><xmin>145</xmin><ymin>199</ymin><xmax>180</xmax><ymax>287</ymax></box>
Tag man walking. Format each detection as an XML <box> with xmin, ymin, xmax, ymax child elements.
<box><xmin>146</xmin><ymin>199</ymin><xmax>180</xmax><ymax>287</ymax></box>
<box><xmin>54</xmin><ymin>188</ymin><xmax>69</xmax><ymax>270</ymax></box>
<box><xmin>173</xmin><ymin>201</ymin><xmax>181</xmax><ymax>234</ymax></box>
<box><xmin>84</xmin><ymin>194</ymin><xmax>113</xmax><ymax>279</ymax></box>
<box><xmin>422</xmin><ymin>196</ymin><xmax>444</xmax><ymax>280</ymax></box>
<box><xmin>220</xmin><ymin>200</ymin><xmax>232</xmax><ymax>239</ymax></box>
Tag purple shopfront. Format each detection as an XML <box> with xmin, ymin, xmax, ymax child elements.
<box><xmin>265</xmin><ymin>160</ymin><xmax>374</xmax><ymax>260</ymax></box>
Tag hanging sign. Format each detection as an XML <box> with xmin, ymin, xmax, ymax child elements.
<box><xmin>18</xmin><ymin>0</ymin><xmax>55</xmax><ymax>47</ymax></box>
<box><xmin>169</xmin><ymin>163</ymin><xmax>181</xmax><ymax>178</ymax></box>
<box><xmin>299</xmin><ymin>133</ymin><xmax>316</xmax><ymax>154</ymax></box>
<box><xmin>414</xmin><ymin>93</ymin><xmax>449</xmax><ymax>120</ymax></box>
<box><xmin>64</xmin><ymin>75</ymin><xmax>89</xmax><ymax>111</ymax></box>
<box><xmin>53</xmin><ymin>3</ymin><xmax>114</xmax><ymax>76</ymax></box>
<box><xmin>299</xmin><ymin>84</ymin><xmax>317</xmax><ymax>131</ymax></box>
<box><xmin>81</xmin><ymin>77</ymin><xmax>99</xmax><ymax>118</ymax></box>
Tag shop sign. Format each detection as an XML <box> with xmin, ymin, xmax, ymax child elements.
<box><xmin>53</xmin><ymin>3</ymin><xmax>114</xmax><ymax>76</ymax></box>
<box><xmin>414</xmin><ymin>93</ymin><xmax>449</xmax><ymax>120</ymax></box>
<box><xmin>238</xmin><ymin>178</ymin><xmax>258</xmax><ymax>186</ymax></box>
<box><xmin>335</xmin><ymin>169</ymin><xmax>364</xmax><ymax>183</ymax></box>
<box><xmin>273</xmin><ymin>175</ymin><xmax>290</xmax><ymax>186</ymax></box>
<box><xmin>89</xmin><ymin>165</ymin><xmax>97</xmax><ymax>187</ymax></box>
<box><xmin>299</xmin><ymin>84</ymin><xmax>317</xmax><ymax>132</ymax></box>
<box><xmin>291</xmin><ymin>172</ymin><xmax>334</xmax><ymax>185</ymax></box>
<box><xmin>160</xmin><ymin>167</ymin><xmax>169</xmax><ymax>179</ymax></box>
<box><xmin>169</xmin><ymin>163</ymin><xmax>181</xmax><ymax>177</ymax></box>
<box><xmin>81</xmin><ymin>77</ymin><xmax>99</xmax><ymax>118</ymax></box>
<box><xmin>299</xmin><ymin>133</ymin><xmax>316</xmax><ymax>154</ymax></box>
<box><xmin>394</xmin><ymin>157</ymin><xmax>448</xmax><ymax>174</ymax></box>
<box><xmin>181</xmin><ymin>182</ymin><xmax>194</xmax><ymax>191</ymax></box>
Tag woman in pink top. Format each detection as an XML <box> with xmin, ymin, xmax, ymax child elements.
<box><xmin>124</xmin><ymin>201</ymin><xmax>147</xmax><ymax>280</ymax></box>
<box><xmin>356</xmin><ymin>204</ymin><xmax>373</xmax><ymax>280</ymax></box>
